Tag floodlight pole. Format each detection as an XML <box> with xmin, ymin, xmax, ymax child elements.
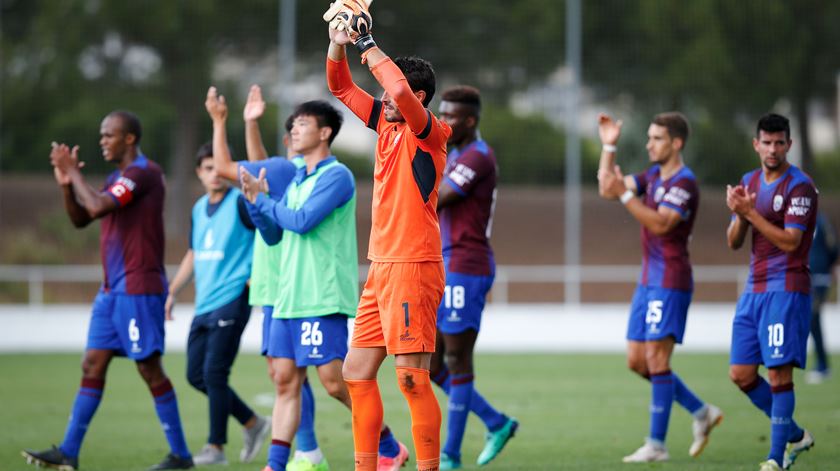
<box><xmin>278</xmin><ymin>0</ymin><xmax>297</xmax><ymax>154</ymax></box>
<box><xmin>564</xmin><ymin>0</ymin><xmax>582</xmax><ymax>306</ymax></box>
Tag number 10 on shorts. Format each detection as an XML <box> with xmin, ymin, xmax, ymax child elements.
<box><xmin>767</xmin><ymin>323</ymin><xmax>784</xmax><ymax>347</ymax></box>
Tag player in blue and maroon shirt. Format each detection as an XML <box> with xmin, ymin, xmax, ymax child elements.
<box><xmin>430</xmin><ymin>86</ymin><xmax>517</xmax><ymax>469</ymax></box>
<box><xmin>598</xmin><ymin>112</ymin><xmax>721</xmax><ymax>463</ymax></box>
<box><xmin>22</xmin><ymin>111</ymin><xmax>193</xmax><ymax>471</ymax></box>
<box><xmin>726</xmin><ymin>113</ymin><xmax>817</xmax><ymax>470</ymax></box>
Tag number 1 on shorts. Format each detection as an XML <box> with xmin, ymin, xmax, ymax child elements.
<box><xmin>402</xmin><ymin>302</ymin><xmax>410</xmax><ymax>328</ymax></box>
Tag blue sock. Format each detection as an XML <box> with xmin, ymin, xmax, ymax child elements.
<box><xmin>672</xmin><ymin>373</ymin><xmax>704</xmax><ymax>415</ymax></box>
<box><xmin>150</xmin><ymin>379</ymin><xmax>191</xmax><ymax>459</ymax></box>
<box><xmin>59</xmin><ymin>378</ymin><xmax>104</xmax><ymax>458</ymax></box>
<box><xmin>268</xmin><ymin>440</ymin><xmax>291</xmax><ymax>471</ymax></box>
<box><xmin>433</xmin><ymin>366</ymin><xmax>507</xmax><ymax>432</ymax></box>
<box><xmin>443</xmin><ymin>373</ymin><xmax>474</xmax><ymax>460</ymax></box>
<box><xmin>742</xmin><ymin>376</ymin><xmax>803</xmax><ymax>441</ymax></box>
<box><xmin>649</xmin><ymin>371</ymin><xmax>674</xmax><ymax>443</ymax></box>
<box><xmin>769</xmin><ymin>384</ymin><xmax>795</xmax><ymax>465</ymax></box>
<box><xmin>378</xmin><ymin>426</ymin><xmax>400</xmax><ymax>458</ymax></box>
<box><xmin>295</xmin><ymin>378</ymin><xmax>318</xmax><ymax>452</ymax></box>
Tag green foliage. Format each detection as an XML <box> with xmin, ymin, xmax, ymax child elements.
<box><xmin>2</xmin><ymin>0</ymin><xmax>840</xmax><ymax>189</ymax></box>
<box><xmin>481</xmin><ymin>104</ymin><xmax>599</xmax><ymax>185</ymax></box>
<box><xmin>813</xmin><ymin>150</ymin><xmax>840</xmax><ymax>192</ymax></box>
<box><xmin>0</xmin><ymin>209</ymin><xmax>98</xmax><ymax>264</ymax></box>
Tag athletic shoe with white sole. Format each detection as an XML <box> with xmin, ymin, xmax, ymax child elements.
<box><xmin>193</xmin><ymin>444</ymin><xmax>227</xmax><ymax>465</ymax></box>
<box><xmin>240</xmin><ymin>415</ymin><xmax>271</xmax><ymax>463</ymax></box>
<box><xmin>690</xmin><ymin>404</ymin><xmax>723</xmax><ymax>457</ymax></box>
<box><xmin>21</xmin><ymin>445</ymin><xmax>78</xmax><ymax>471</ymax></box>
<box><xmin>622</xmin><ymin>442</ymin><xmax>669</xmax><ymax>463</ymax></box>
<box><xmin>759</xmin><ymin>459</ymin><xmax>783</xmax><ymax>471</ymax></box>
<box><xmin>783</xmin><ymin>429</ymin><xmax>814</xmax><ymax>469</ymax></box>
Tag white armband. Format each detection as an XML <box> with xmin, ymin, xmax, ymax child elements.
<box><xmin>619</xmin><ymin>189</ymin><xmax>635</xmax><ymax>205</ymax></box>
<box><xmin>602</xmin><ymin>143</ymin><xmax>617</xmax><ymax>153</ymax></box>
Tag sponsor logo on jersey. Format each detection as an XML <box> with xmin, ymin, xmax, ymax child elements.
<box><xmin>663</xmin><ymin>187</ymin><xmax>691</xmax><ymax>207</ymax></box>
<box><xmin>787</xmin><ymin>196</ymin><xmax>812</xmax><ymax>217</ymax></box>
<box><xmin>217</xmin><ymin>319</ymin><xmax>235</xmax><ymax>328</ymax></box>
<box><xmin>197</xmin><ymin>229</ymin><xmax>224</xmax><ymax>260</ymax></box>
<box><xmin>448</xmin><ymin>164</ymin><xmax>477</xmax><ymax>187</ymax></box>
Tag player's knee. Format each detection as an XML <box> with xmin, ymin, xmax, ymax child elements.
<box><xmin>322</xmin><ymin>377</ymin><xmax>347</xmax><ymax>400</ymax></box>
<box><xmin>136</xmin><ymin>357</ymin><xmax>166</xmax><ymax>385</ymax></box>
<box><xmin>443</xmin><ymin>351</ymin><xmax>472</xmax><ymax>375</ymax></box>
<box><xmin>627</xmin><ymin>357</ymin><xmax>648</xmax><ymax>377</ymax></box>
<box><xmin>81</xmin><ymin>357</ymin><xmax>105</xmax><ymax>379</ymax></box>
<box><xmin>273</xmin><ymin>371</ymin><xmax>298</xmax><ymax>396</ymax></box>
<box><xmin>728</xmin><ymin>366</ymin><xmax>755</xmax><ymax>388</ymax></box>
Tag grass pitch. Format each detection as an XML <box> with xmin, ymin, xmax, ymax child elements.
<box><xmin>1</xmin><ymin>352</ymin><xmax>837</xmax><ymax>470</ymax></box>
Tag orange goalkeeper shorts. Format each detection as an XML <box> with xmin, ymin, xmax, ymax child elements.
<box><xmin>352</xmin><ymin>261</ymin><xmax>445</xmax><ymax>355</ymax></box>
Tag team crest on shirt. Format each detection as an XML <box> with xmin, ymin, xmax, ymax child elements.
<box><xmin>773</xmin><ymin>195</ymin><xmax>784</xmax><ymax>212</ymax></box>
<box><xmin>654</xmin><ymin>186</ymin><xmax>666</xmax><ymax>203</ymax></box>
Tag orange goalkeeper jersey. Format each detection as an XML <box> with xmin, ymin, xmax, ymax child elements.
<box><xmin>328</xmin><ymin>56</ymin><xmax>451</xmax><ymax>262</ymax></box>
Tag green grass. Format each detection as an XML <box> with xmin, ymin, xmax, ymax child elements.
<box><xmin>1</xmin><ymin>353</ymin><xmax>838</xmax><ymax>470</ymax></box>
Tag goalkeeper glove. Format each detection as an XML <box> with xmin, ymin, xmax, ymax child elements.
<box><xmin>323</xmin><ymin>0</ymin><xmax>372</xmax><ymax>33</ymax></box>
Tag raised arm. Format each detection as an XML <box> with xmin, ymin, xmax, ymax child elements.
<box><xmin>367</xmin><ymin>53</ymin><xmax>429</xmax><ymax>135</ymax></box>
<box><xmin>51</xmin><ymin>143</ymin><xmax>117</xmax><ymax>223</ymax></box>
<box><xmin>243</xmin><ymin>84</ymin><xmax>269</xmax><ymax>162</ymax></box>
<box><xmin>206</xmin><ymin>86</ymin><xmax>239</xmax><ymax>181</ymax></box>
<box><xmin>327</xmin><ymin>30</ymin><xmax>378</xmax><ymax>126</ymax></box>
<box><xmin>53</xmin><ymin>162</ymin><xmax>93</xmax><ymax>227</ymax></box>
<box><xmin>597</xmin><ymin>114</ymin><xmax>636</xmax><ymax>199</ymax></box>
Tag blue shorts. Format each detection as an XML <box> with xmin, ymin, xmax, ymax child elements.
<box><xmin>267</xmin><ymin>314</ymin><xmax>348</xmax><ymax>366</ymax></box>
<box><xmin>730</xmin><ymin>291</ymin><xmax>811</xmax><ymax>369</ymax></box>
<box><xmin>260</xmin><ymin>305</ymin><xmax>273</xmax><ymax>357</ymax></box>
<box><xmin>627</xmin><ymin>285</ymin><xmax>692</xmax><ymax>344</ymax></box>
<box><xmin>86</xmin><ymin>290</ymin><xmax>166</xmax><ymax>360</ymax></box>
<box><xmin>437</xmin><ymin>271</ymin><xmax>495</xmax><ymax>335</ymax></box>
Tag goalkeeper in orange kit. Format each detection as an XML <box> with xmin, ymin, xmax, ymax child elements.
<box><xmin>324</xmin><ymin>2</ymin><xmax>451</xmax><ymax>470</ymax></box>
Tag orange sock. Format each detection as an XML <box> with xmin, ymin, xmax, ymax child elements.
<box><xmin>345</xmin><ymin>379</ymin><xmax>383</xmax><ymax>471</ymax></box>
<box><xmin>396</xmin><ymin>367</ymin><xmax>441</xmax><ymax>470</ymax></box>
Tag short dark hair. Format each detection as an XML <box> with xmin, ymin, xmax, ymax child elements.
<box><xmin>441</xmin><ymin>85</ymin><xmax>481</xmax><ymax>118</ymax></box>
<box><xmin>291</xmin><ymin>100</ymin><xmax>343</xmax><ymax>145</ymax></box>
<box><xmin>109</xmin><ymin>110</ymin><xmax>143</xmax><ymax>144</ymax></box>
<box><xmin>394</xmin><ymin>56</ymin><xmax>436</xmax><ymax>107</ymax></box>
<box><xmin>284</xmin><ymin>113</ymin><xmax>294</xmax><ymax>133</ymax></box>
<box><xmin>195</xmin><ymin>141</ymin><xmax>214</xmax><ymax>167</ymax></box>
<box><xmin>756</xmin><ymin>113</ymin><xmax>791</xmax><ymax>140</ymax></box>
<box><xmin>652</xmin><ymin>112</ymin><xmax>690</xmax><ymax>147</ymax></box>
